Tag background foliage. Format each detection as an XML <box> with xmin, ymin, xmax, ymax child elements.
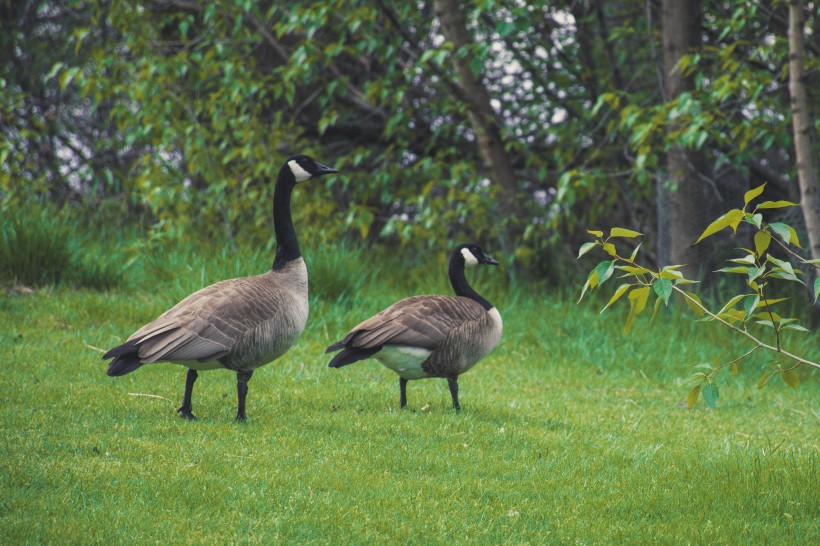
<box><xmin>2</xmin><ymin>0</ymin><xmax>817</xmax><ymax>283</ymax></box>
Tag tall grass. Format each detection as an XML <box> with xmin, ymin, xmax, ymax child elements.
<box><xmin>0</xmin><ymin>200</ymin><xmax>125</xmax><ymax>290</ymax></box>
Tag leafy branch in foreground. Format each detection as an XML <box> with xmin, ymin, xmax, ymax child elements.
<box><xmin>578</xmin><ymin>183</ymin><xmax>819</xmax><ymax>409</ymax></box>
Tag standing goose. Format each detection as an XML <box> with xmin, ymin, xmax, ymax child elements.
<box><xmin>326</xmin><ymin>243</ymin><xmax>502</xmax><ymax>410</ymax></box>
<box><xmin>103</xmin><ymin>154</ymin><xmax>337</xmax><ymax>421</ymax></box>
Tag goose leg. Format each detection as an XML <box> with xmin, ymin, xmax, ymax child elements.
<box><xmin>235</xmin><ymin>369</ymin><xmax>254</xmax><ymax>422</ymax></box>
<box><xmin>177</xmin><ymin>369</ymin><xmax>198</xmax><ymax>420</ymax></box>
<box><xmin>399</xmin><ymin>377</ymin><xmax>408</xmax><ymax>409</ymax></box>
<box><xmin>447</xmin><ymin>376</ymin><xmax>460</xmax><ymax>411</ymax></box>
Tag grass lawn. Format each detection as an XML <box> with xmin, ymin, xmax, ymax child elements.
<box><xmin>1</xmin><ymin>243</ymin><xmax>818</xmax><ymax>544</ymax></box>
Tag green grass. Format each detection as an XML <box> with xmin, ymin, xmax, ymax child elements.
<box><xmin>1</xmin><ymin>236</ymin><xmax>818</xmax><ymax>544</ymax></box>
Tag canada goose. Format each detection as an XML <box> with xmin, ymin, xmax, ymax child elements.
<box><xmin>326</xmin><ymin>243</ymin><xmax>502</xmax><ymax>410</ymax></box>
<box><xmin>103</xmin><ymin>154</ymin><xmax>337</xmax><ymax>421</ymax></box>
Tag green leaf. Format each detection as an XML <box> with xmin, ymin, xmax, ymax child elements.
<box><xmin>701</xmin><ymin>383</ymin><xmax>719</xmax><ymax>409</ymax></box>
<box><xmin>601</xmin><ymin>283</ymin><xmax>631</xmax><ymax>313</ymax></box>
<box><xmin>717</xmin><ymin>266</ymin><xmax>753</xmax><ymax>275</ymax></box>
<box><xmin>687</xmin><ymin>384</ymin><xmax>702</xmax><ymax>410</ymax></box>
<box><xmin>610</xmin><ymin>227</ymin><xmax>643</xmax><ymax>238</ymax></box>
<box><xmin>781</xmin><ymin>369</ymin><xmax>799</xmax><ymax>389</ymax></box>
<box><xmin>652</xmin><ymin>278</ymin><xmax>673</xmax><ymax>305</ymax></box>
<box><xmin>617</xmin><ymin>265</ymin><xmax>651</xmax><ymax>275</ymax></box>
<box><xmin>577</xmin><ymin>269</ymin><xmax>599</xmax><ymax>303</ymax></box>
<box><xmin>755</xmin><ymin>200</ymin><xmax>798</xmax><ymax>209</ymax></box>
<box><xmin>743</xmin><ymin>294</ymin><xmax>760</xmax><ymax>318</ymax></box>
<box><xmin>769</xmin><ymin>222</ymin><xmax>801</xmax><ymax>248</ymax></box>
<box><xmin>587</xmin><ymin>230</ymin><xmax>604</xmax><ymax>238</ymax></box>
<box><xmin>623</xmin><ymin>301</ymin><xmax>636</xmax><ymax>335</ymax></box>
<box><xmin>756</xmin><ymin>297</ymin><xmax>787</xmax><ymax>308</ymax></box>
<box><xmin>781</xmin><ymin>323</ymin><xmax>810</xmax><ymax>333</ymax></box>
<box><xmin>729</xmin><ymin>254</ymin><xmax>756</xmax><ymax>265</ymax></box>
<box><xmin>629</xmin><ymin>243</ymin><xmax>642</xmax><ymax>262</ymax></box>
<box><xmin>595</xmin><ymin>260</ymin><xmax>615</xmax><ymax>286</ymax></box>
<box><xmin>715</xmin><ymin>294</ymin><xmax>748</xmax><ymax>317</ymax></box>
<box><xmin>748</xmin><ymin>265</ymin><xmax>766</xmax><ymax>282</ymax></box>
<box><xmin>629</xmin><ymin>286</ymin><xmax>651</xmax><ymax>315</ymax></box>
<box><xmin>695</xmin><ymin>209</ymin><xmax>743</xmax><ymax>243</ymax></box>
<box><xmin>749</xmin><ymin>213</ymin><xmax>763</xmax><ymax>229</ymax></box>
<box><xmin>650</xmin><ymin>294</ymin><xmax>663</xmax><ymax>324</ymax></box>
<box><xmin>602</xmin><ymin>243</ymin><xmax>617</xmax><ymax>256</ymax></box>
<box><xmin>766</xmin><ymin>255</ymin><xmax>796</xmax><ymax>275</ymax></box>
<box><xmin>659</xmin><ymin>267</ymin><xmax>684</xmax><ymax>280</ymax></box>
<box><xmin>814</xmin><ymin>277</ymin><xmax>820</xmax><ymax>304</ymax></box>
<box><xmin>743</xmin><ymin>183</ymin><xmax>766</xmax><ymax>204</ymax></box>
<box><xmin>577</xmin><ymin>242</ymin><xmax>596</xmax><ymax>259</ymax></box>
<box><xmin>757</xmin><ymin>371</ymin><xmax>773</xmax><ymax>389</ymax></box>
<box><xmin>753</xmin><ymin>231</ymin><xmax>771</xmax><ymax>257</ymax></box>
<box><xmin>680</xmin><ymin>291</ymin><xmax>705</xmax><ymax>316</ymax></box>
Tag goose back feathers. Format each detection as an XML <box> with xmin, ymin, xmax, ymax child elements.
<box><xmin>111</xmin><ymin>259</ymin><xmax>308</xmax><ymax>372</ymax></box>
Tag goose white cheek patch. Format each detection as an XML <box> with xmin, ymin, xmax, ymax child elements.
<box><xmin>288</xmin><ymin>160</ymin><xmax>312</xmax><ymax>182</ymax></box>
<box><xmin>461</xmin><ymin>248</ymin><xmax>479</xmax><ymax>268</ymax></box>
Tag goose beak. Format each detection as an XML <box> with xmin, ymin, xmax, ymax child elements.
<box><xmin>313</xmin><ymin>162</ymin><xmax>338</xmax><ymax>176</ymax></box>
<box><xmin>481</xmin><ymin>252</ymin><xmax>499</xmax><ymax>266</ymax></box>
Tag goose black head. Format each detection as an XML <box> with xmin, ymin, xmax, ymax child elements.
<box><xmin>286</xmin><ymin>154</ymin><xmax>338</xmax><ymax>183</ymax></box>
<box><xmin>457</xmin><ymin>243</ymin><xmax>499</xmax><ymax>268</ymax></box>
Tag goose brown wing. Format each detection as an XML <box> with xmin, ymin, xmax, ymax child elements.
<box><xmin>343</xmin><ymin>295</ymin><xmax>486</xmax><ymax>350</ymax></box>
<box><xmin>128</xmin><ymin>275</ymin><xmax>288</xmax><ymax>363</ymax></box>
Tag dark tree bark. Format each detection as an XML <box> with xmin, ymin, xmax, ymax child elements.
<box><xmin>432</xmin><ymin>0</ymin><xmax>519</xmax><ymax>224</ymax></box>
<box><xmin>659</xmin><ymin>0</ymin><xmax>710</xmax><ymax>278</ymax></box>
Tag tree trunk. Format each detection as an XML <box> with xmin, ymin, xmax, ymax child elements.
<box><xmin>432</xmin><ymin>0</ymin><xmax>519</xmax><ymax>227</ymax></box>
<box><xmin>788</xmin><ymin>0</ymin><xmax>820</xmax><ymax>279</ymax></box>
<box><xmin>659</xmin><ymin>0</ymin><xmax>710</xmax><ymax>278</ymax></box>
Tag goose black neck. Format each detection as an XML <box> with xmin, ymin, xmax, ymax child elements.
<box><xmin>271</xmin><ymin>166</ymin><xmax>299</xmax><ymax>271</ymax></box>
<box><xmin>449</xmin><ymin>256</ymin><xmax>494</xmax><ymax>310</ymax></box>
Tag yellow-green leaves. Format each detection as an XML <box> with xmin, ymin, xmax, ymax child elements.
<box><xmin>687</xmin><ymin>384</ymin><xmax>702</xmax><ymax>410</ymax></box>
<box><xmin>577</xmin><ymin>190</ymin><xmax>816</xmax><ymax>408</ymax></box>
<box><xmin>744</xmin><ymin>183</ymin><xmax>766</xmax><ymax>204</ymax></box>
<box><xmin>695</xmin><ymin>209</ymin><xmax>744</xmax><ymax>243</ymax></box>
<box><xmin>781</xmin><ymin>369</ymin><xmax>799</xmax><ymax>389</ymax></box>
<box><xmin>680</xmin><ymin>291</ymin><xmax>706</xmax><ymax>316</ymax></box>
<box><xmin>753</xmin><ymin>231</ymin><xmax>771</xmax><ymax>256</ymax></box>
<box><xmin>577</xmin><ymin>242</ymin><xmax>597</xmax><ymax>259</ymax></box>
<box><xmin>756</xmin><ymin>200</ymin><xmax>798</xmax><ymax>209</ymax></box>
<box><xmin>610</xmin><ymin>227</ymin><xmax>643</xmax><ymax>238</ymax></box>
<box><xmin>624</xmin><ymin>286</ymin><xmax>651</xmax><ymax>334</ymax></box>
<box><xmin>601</xmin><ymin>283</ymin><xmax>631</xmax><ymax>313</ymax></box>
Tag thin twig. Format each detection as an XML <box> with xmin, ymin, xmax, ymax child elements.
<box><xmin>128</xmin><ymin>393</ymin><xmax>175</xmax><ymax>403</ymax></box>
<box><xmin>673</xmin><ymin>286</ymin><xmax>819</xmax><ymax>370</ymax></box>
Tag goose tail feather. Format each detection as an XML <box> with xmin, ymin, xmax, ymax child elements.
<box><xmin>103</xmin><ymin>340</ymin><xmax>143</xmax><ymax>376</ymax></box>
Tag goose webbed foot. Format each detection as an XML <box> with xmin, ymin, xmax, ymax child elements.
<box><xmin>177</xmin><ymin>407</ymin><xmax>196</xmax><ymax>420</ymax></box>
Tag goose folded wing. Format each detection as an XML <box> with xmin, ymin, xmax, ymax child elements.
<box><xmin>347</xmin><ymin>296</ymin><xmax>486</xmax><ymax>350</ymax></box>
<box><xmin>128</xmin><ymin>279</ymin><xmax>286</xmax><ymax>363</ymax></box>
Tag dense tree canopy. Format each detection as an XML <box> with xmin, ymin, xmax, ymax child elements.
<box><xmin>1</xmin><ymin>0</ymin><xmax>817</xmax><ymax>281</ymax></box>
